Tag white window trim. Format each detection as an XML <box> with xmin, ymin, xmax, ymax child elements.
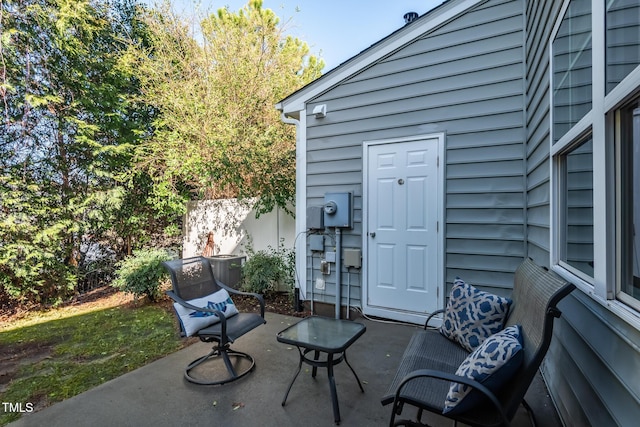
<box><xmin>550</xmin><ymin>0</ymin><xmax>640</xmax><ymax>327</ymax></box>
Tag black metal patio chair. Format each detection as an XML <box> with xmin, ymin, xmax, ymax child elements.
<box><xmin>163</xmin><ymin>256</ymin><xmax>266</xmax><ymax>385</ymax></box>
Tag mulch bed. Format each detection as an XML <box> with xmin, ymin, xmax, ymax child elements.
<box><xmin>233</xmin><ymin>291</ymin><xmax>310</xmax><ymax>318</ymax></box>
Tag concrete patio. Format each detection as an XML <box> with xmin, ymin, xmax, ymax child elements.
<box><xmin>8</xmin><ymin>312</ymin><xmax>562</xmax><ymax>427</ymax></box>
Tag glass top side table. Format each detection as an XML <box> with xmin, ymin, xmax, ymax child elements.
<box><xmin>277</xmin><ymin>316</ymin><xmax>367</xmax><ymax>425</ymax></box>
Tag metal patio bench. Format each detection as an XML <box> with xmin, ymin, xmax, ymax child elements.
<box><xmin>381</xmin><ymin>258</ymin><xmax>575</xmax><ymax>427</ymax></box>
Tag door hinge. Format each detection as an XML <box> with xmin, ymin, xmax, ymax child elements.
<box><xmin>437</xmin><ymin>156</ymin><xmax>439</xmax><ymax>167</ymax></box>
<box><xmin>437</xmin><ymin>287</ymin><xmax>439</xmax><ymax>299</ymax></box>
<box><xmin>436</xmin><ymin>221</ymin><xmax>439</xmax><ymax>232</ymax></box>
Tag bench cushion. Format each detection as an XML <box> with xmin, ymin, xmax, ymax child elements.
<box><xmin>443</xmin><ymin>325</ymin><xmax>524</xmax><ymax>414</ymax></box>
<box><xmin>439</xmin><ymin>278</ymin><xmax>512</xmax><ymax>352</ymax></box>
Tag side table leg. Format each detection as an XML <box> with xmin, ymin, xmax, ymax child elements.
<box><xmin>311</xmin><ymin>350</ymin><xmax>320</xmax><ymax>378</ymax></box>
<box><xmin>282</xmin><ymin>347</ymin><xmax>304</xmax><ymax>406</ymax></box>
<box><xmin>326</xmin><ymin>353</ymin><xmax>341</xmax><ymax>425</ymax></box>
<box><xmin>343</xmin><ymin>351</ymin><xmax>364</xmax><ymax>392</ymax></box>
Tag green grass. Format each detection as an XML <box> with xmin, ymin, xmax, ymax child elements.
<box><xmin>0</xmin><ymin>301</ymin><xmax>184</xmax><ymax>426</ymax></box>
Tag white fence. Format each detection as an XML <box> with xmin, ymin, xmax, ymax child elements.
<box><xmin>183</xmin><ymin>199</ymin><xmax>295</xmax><ymax>258</ymax></box>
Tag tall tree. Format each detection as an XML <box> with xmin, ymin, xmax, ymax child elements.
<box><xmin>0</xmin><ymin>0</ymin><xmax>157</xmax><ymax>303</ymax></box>
<box><xmin>134</xmin><ymin>0</ymin><xmax>324</xmax><ymax>216</ymax></box>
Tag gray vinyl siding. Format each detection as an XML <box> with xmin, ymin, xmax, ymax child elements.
<box><xmin>524</xmin><ymin>0</ymin><xmax>560</xmax><ymax>263</ymax></box>
<box><xmin>525</xmin><ymin>1</ymin><xmax>640</xmax><ymax>425</ymax></box>
<box><xmin>304</xmin><ymin>0</ymin><xmax>526</xmax><ymax>307</ymax></box>
<box><xmin>546</xmin><ymin>292</ymin><xmax>640</xmax><ymax>427</ymax></box>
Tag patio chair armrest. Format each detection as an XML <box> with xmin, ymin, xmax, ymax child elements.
<box><xmin>394</xmin><ymin>369</ymin><xmax>509</xmax><ymax>426</ymax></box>
<box><xmin>424</xmin><ymin>309</ymin><xmax>445</xmax><ymax>330</ymax></box>
<box><xmin>166</xmin><ymin>290</ymin><xmax>228</xmax><ymax>339</ymax></box>
<box><xmin>216</xmin><ymin>279</ymin><xmax>266</xmax><ymax>318</ymax></box>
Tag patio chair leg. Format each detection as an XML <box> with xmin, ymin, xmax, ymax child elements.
<box><xmin>184</xmin><ymin>346</ymin><xmax>256</xmax><ymax>386</ymax></box>
<box><xmin>221</xmin><ymin>350</ymin><xmax>238</xmax><ymax>378</ymax></box>
<box><xmin>389</xmin><ymin>400</ymin><xmax>436</xmax><ymax>427</ymax></box>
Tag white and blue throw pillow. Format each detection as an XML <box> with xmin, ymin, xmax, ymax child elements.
<box><xmin>443</xmin><ymin>325</ymin><xmax>524</xmax><ymax>414</ymax></box>
<box><xmin>173</xmin><ymin>289</ymin><xmax>239</xmax><ymax>337</ymax></box>
<box><xmin>440</xmin><ymin>278</ymin><xmax>512</xmax><ymax>352</ymax></box>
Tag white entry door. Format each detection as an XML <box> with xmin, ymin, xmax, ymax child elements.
<box><xmin>365</xmin><ymin>136</ymin><xmax>442</xmax><ymax>320</ymax></box>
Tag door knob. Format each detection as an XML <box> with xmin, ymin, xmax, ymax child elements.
<box><xmin>369</xmin><ymin>232</ymin><xmax>376</xmax><ymax>238</ymax></box>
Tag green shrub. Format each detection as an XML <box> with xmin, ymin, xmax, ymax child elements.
<box><xmin>240</xmin><ymin>244</ymin><xmax>294</xmax><ymax>295</ymax></box>
<box><xmin>111</xmin><ymin>249</ymin><xmax>172</xmax><ymax>301</ymax></box>
<box><xmin>0</xmin><ymin>241</ymin><xmax>77</xmax><ymax>306</ymax></box>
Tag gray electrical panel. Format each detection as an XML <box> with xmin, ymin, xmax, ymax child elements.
<box><xmin>343</xmin><ymin>248</ymin><xmax>361</xmax><ymax>268</ymax></box>
<box><xmin>309</xmin><ymin>234</ymin><xmax>324</xmax><ymax>251</ymax></box>
<box><xmin>306</xmin><ymin>206</ymin><xmax>324</xmax><ymax>230</ymax></box>
<box><xmin>323</xmin><ymin>192</ymin><xmax>353</xmax><ymax>228</ymax></box>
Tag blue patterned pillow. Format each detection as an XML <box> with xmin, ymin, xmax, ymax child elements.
<box><xmin>173</xmin><ymin>289</ymin><xmax>239</xmax><ymax>337</ymax></box>
<box><xmin>440</xmin><ymin>278</ymin><xmax>512</xmax><ymax>352</ymax></box>
<box><xmin>443</xmin><ymin>325</ymin><xmax>523</xmax><ymax>414</ymax></box>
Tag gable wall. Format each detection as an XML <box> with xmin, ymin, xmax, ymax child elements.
<box><xmin>524</xmin><ymin>1</ymin><xmax>640</xmax><ymax>425</ymax></box>
<box><xmin>303</xmin><ymin>0</ymin><xmax>526</xmax><ymax>309</ymax></box>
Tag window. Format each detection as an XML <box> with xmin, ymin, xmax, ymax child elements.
<box><xmin>616</xmin><ymin>100</ymin><xmax>640</xmax><ymax>309</ymax></box>
<box><xmin>606</xmin><ymin>0</ymin><xmax>640</xmax><ymax>93</ymax></box>
<box><xmin>551</xmin><ymin>0</ymin><xmax>640</xmax><ymax>318</ymax></box>
<box><xmin>552</xmin><ymin>0</ymin><xmax>592</xmax><ymax>143</ymax></box>
<box><xmin>561</xmin><ymin>136</ymin><xmax>594</xmax><ymax>279</ymax></box>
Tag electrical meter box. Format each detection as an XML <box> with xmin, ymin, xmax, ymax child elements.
<box><xmin>323</xmin><ymin>192</ymin><xmax>353</xmax><ymax>228</ymax></box>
